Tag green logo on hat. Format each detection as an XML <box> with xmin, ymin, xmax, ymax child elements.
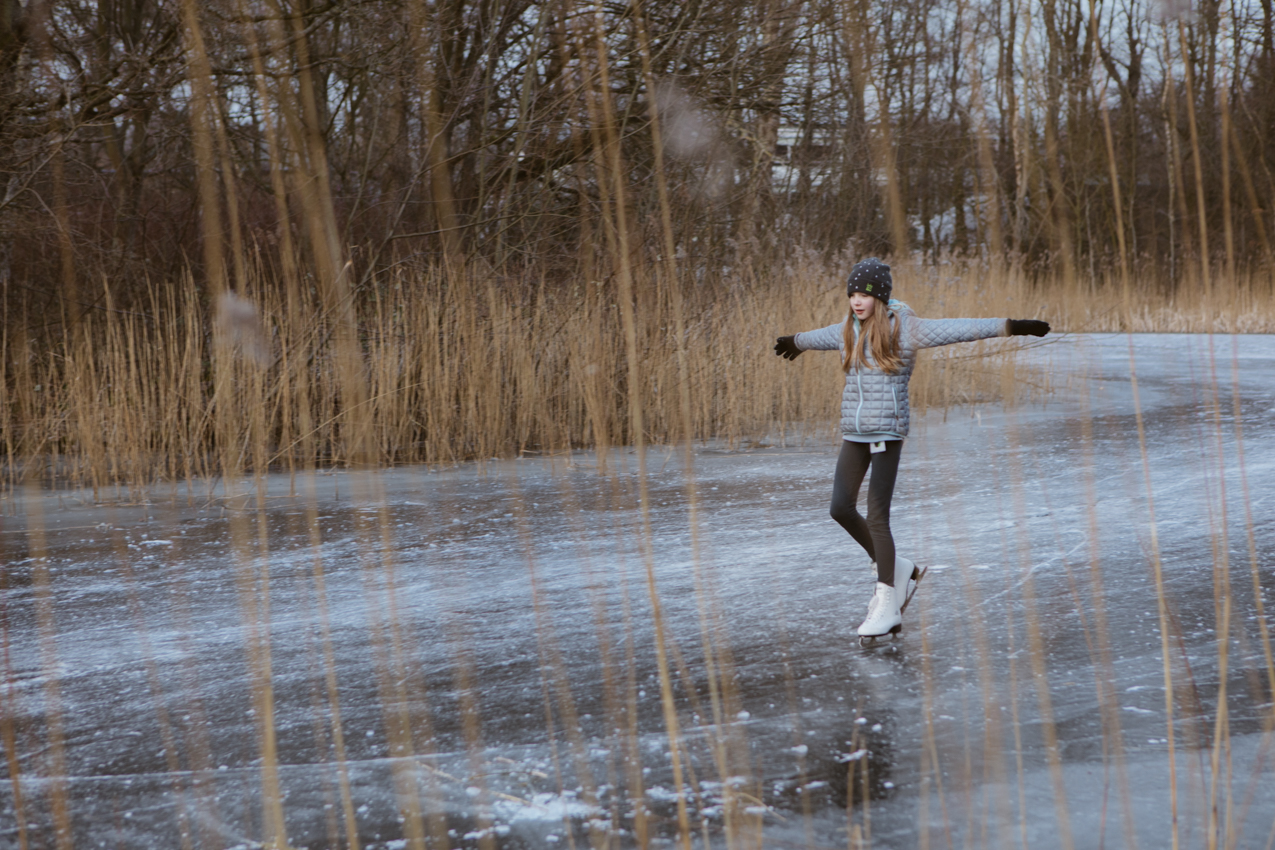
<box><xmin>866</xmin><ymin>284</ymin><xmax>873</xmax><ymax>291</ymax></box>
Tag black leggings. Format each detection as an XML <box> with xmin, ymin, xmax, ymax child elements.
<box><xmin>829</xmin><ymin>439</ymin><xmax>902</xmax><ymax>586</ymax></box>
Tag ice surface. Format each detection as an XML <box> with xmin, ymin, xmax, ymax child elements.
<box><xmin>1</xmin><ymin>333</ymin><xmax>1273</xmax><ymax>848</ymax></box>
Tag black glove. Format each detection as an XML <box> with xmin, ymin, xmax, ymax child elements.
<box><xmin>1007</xmin><ymin>319</ymin><xmax>1050</xmax><ymax>337</ymax></box>
<box><xmin>774</xmin><ymin>335</ymin><xmax>802</xmax><ymax>360</ymax></box>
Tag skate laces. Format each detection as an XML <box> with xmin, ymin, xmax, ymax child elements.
<box><xmin>875</xmin><ymin>581</ymin><xmax>900</xmax><ymax>615</ymax></box>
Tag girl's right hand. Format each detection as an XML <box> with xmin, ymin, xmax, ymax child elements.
<box><xmin>774</xmin><ymin>336</ymin><xmax>802</xmax><ymax>360</ymax></box>
<box><xmin>1007</xmin><ymin>319</ymin><xmax>1050</xmax><ymax>337</ymax></box>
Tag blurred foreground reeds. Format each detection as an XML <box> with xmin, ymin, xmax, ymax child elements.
<box><xmin>3</xmin><ymin>2</ymin><xmax>1272</xmax><ymax>847</ymax></box>
<box><xmin>3</xmin><ymin>257</ymin><xmax>1273</xmax><ymax>494</ymax></box>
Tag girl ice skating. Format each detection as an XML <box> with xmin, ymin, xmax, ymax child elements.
<box><xmin>774</xmin><ymin>258</ymin><xmax>1049</xmax><ymax>646</ymax></box>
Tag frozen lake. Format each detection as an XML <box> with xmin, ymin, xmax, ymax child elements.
<box><xmin>2</xmin><ymin>333</ymin><xmax>1273</xmax><ymax>849</ymax></box>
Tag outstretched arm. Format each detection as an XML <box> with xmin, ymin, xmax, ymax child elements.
<box><xmin>775</xmin><ymin>320</ymin><xmax>845</xmax><ymax>360</ymax></box>
<box><xmin>906</xmin><ymin>316</ymin><xmax>1049</xmax><ymax>349</ymax></box>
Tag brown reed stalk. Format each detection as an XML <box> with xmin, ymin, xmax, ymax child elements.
<box><xmin>1125</xmin><ymin>337</ymin><xmax>1180</xmax><ymax>850</ymax></box>
<box><xmin>110</xmin><ymin>517</ymin><xmax>196</xmax><ymax>850</ymax></box>
<box><xmin>1</xmin><ymin>299</ymin><xmax>10</xmax><ymax>500</ymax></box>
<box><xmin>1220</xmin><ymin>85</ymin><xmax>1236</xmax><ymax>284</ymax></box>
<box><xmin>924</xmin><ymin>415</ymin><xmax>1042</xmax><ymax>846</ymax></box>
<box><xmin>295</xmin><ymin>480</ymin><xmax>363</xmax><ymax>850</ymax></box>
<box><xmin>1178</xmin><ymin>22</ymin><xmax>1212</xmax><ymax>303</ymax></box>
<box><xmin>224</xmin><ymin>441</ymin><xmax>290</xmax><ymax>847</ymax></box>
<box><xmin>845</xmin><ymin>704</ymin><xmax>862</xmax><ymax>847</ymax></box>
<box><xmin>0</xmin><ymin>524</ymin><xmax>30</xmax><ymax>850</ymax></box>
<box><xmin>915</xmin><ymin>587</ymin><xmax>955</xmax><ymax>850</ymax></box>
<box><xmin>1223</xmin><ymin>111</ymin><xmax>1275</xmax><ymax>276</ymax></box>
<box><xmin>857</xmin><ymin>717</ymin><xmax>871</xmax><ymax>846</ymax></box>
<box><xmin>855</xmin><ymin>22</ymin><xmax>910</xmax><ymax>256</ymax></box>
<box><xmin>355</xmin><ymin>484</ymin><xmax>436</xmax><ymax>850</ymax></box>
<box><xmin>238</xmin><ymin>0</ymin><xmax>305</xmax><ymax>481</ymax></box>
<box><xmin>1227</xmin><ymin>340</ymin><xmax>1275</xmax><ymax>714</ymax></box>
<box><xmin>631</xmin><ymin>6</ymin><xmax>749</xmax><ymax>843</ymax></box>
<box><xmin>1201</xmin><ymin>336</ymin><xmax>1236</xmax><ymax>850</ymax></box>
<box><xmin>603</xmin><ymin>470</ymin><xmax>653</xmax><ymax>850</ymax></box>
<box><xmin>1087</xmin><ymin>18</ymin><xmax>1142</xmax><ymax>840</ymax></box>
<box><xmin>1100</xmin><ymin>103</ymin><xmax>1133</xmax><ymax>313</ymax></box>
<box><xmin>186</xmin><ymin>1</ymin><xmax>290</xmax><ymax>834</ymax></box>
<box><xmin>754</xmin><ymin>553</ymin><xmax>816</xmax><ymax>846</ymax></box>
<box><xmin>444</xmin><ymin>609</ymin><xmax>499</xmax><ymax>850</ymax></box>
<box><xmin>1178</xmin><ymin>24</ymin><xmax>1234</xmax><ymax>842</ymax></box>
<box><xmin>549</xmin><ymin>468</ymin><xmax>636</xmax><ymax>844</ymax></box>
<box><xmin>179</xmin><ymin>0</ymin><xmax>229</xmax><ymax>299</ymax></box>
<box><xmin>1077</xmin><ymin>394</ymin><xmax>1140</xmax><ymax>849</ymax></box>
<box><xmin>961</xmin><ymin>0</ymin><xmax>1006</xmax><ymax>260</ymax></box>
<box><xmin>589</xmin><ymin>4</ymin><xmax>694</xmax><ymax>847</ymax></box>
<box><xmin>931</xmin><ymin>451</ymin><xmax>1017</xmax><ymax>844</ymax></box>
<box><xmin>509</xmin><ymin>477</ymin><xmax>608</xmax><ymax>849</ymax></box>
<box><xmin>24</xmin><ymin>485</ymin><xmax>73</xmax><ymax>850</ymax></box>
<box><xmin>154</xmin><ymin>529</ymin><xmax>229</xmax><ymax>847</ymax></box>
<box><xmin>1013</xmin><ymin>532</ymin><xmax>1076</xmax><ymax>850</ymax></box>
<box><xmin>1001</xmin><ymin>562</ymin><xmax>1031</xmax><ymax>850</ymax></box>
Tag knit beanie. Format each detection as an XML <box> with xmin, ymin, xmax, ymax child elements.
<box><xmin>846</xmin><ymin>258</ymin><xmax>892</xmax><ymax>303</ymax></box>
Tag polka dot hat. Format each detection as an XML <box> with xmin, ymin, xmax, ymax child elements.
<box><xmin>846</xmin><ymin>257</ymin><xmax>892</xmax><ymax>302</ymax></box>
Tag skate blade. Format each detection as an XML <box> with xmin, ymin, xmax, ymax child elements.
<box><xmin>859</xmin><ymin>623</ymin><xmax>902</xmax><ymax>648</ymax></box>
<box><xmin>899</xmin><ymin>564</ymin><xmax>929</xmax><ymax>614</ymax></box>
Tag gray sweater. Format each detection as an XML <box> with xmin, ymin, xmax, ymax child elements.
<box><xmin>795</xmin><ymin>303</ymin><xmax>1009</xmax><ymax>439</ymax></box>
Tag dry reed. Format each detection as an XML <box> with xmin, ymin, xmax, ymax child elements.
<box><xmin>3</xmin><ymin>258</ymin><xmax>1271</xmax><ymax>494</ymax></box>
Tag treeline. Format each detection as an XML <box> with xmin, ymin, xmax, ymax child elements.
<box><xmin>1</xmin><ymin>0</ymin><xmax>1272</xmax><ymax>314</ymax></box>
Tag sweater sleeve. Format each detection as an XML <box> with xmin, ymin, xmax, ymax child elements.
<box><xmin>794</xmin><ymin>319</ymin><xmax>847</xmax><ymax>351</ymax></box>
<box><xmin>903</xmin><ymin>316</ymin><xmax>1009</xmax><ymax>349</ymax></box>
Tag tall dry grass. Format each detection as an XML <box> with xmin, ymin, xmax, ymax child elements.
<box><xmin>2</xmin><ymin>258</ymin><xmax>1272</xmax><ymax>493</ymax></box>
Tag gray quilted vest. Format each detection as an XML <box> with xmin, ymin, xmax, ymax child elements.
<box><xmin>794</xmin><ymin>303</ymin><xmax>1008</xmax><ymax>438</ymax></box>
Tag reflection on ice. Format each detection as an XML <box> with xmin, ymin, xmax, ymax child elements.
<box><xmin>1</xmin><ymin>334</ymin><xmax>1273</xmax><ymax>849</ymax></box>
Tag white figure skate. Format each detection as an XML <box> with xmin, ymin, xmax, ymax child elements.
<box><xmin>864</xmin><ymin>557</ymin><xmax>925</xmax><ymax>618</ymax></box>
<box><xmin>859</xmin><ymin>558</ymin><xmax>927</xmax><ymax>648</ymax></box>
<box><xmin>894</xmin><ymin>556</ymin><xmax>927</xmax><ymax>614</ymax></box>
<box><xmin>857</xmin><ymin>582</ymin><xmax>902</xmax><ymax>647</ymax></box>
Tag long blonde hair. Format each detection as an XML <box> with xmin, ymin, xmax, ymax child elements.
<box><xmin>842</xmin><ymin>306</ymin><xmax>903</xmax><ymax>374</ymax></box>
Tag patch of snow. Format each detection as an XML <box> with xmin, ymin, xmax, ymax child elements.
<box><xmin>492</xmin><ymin>792</ymin><xmax>600</xmax><ymax>824</ymax></box>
